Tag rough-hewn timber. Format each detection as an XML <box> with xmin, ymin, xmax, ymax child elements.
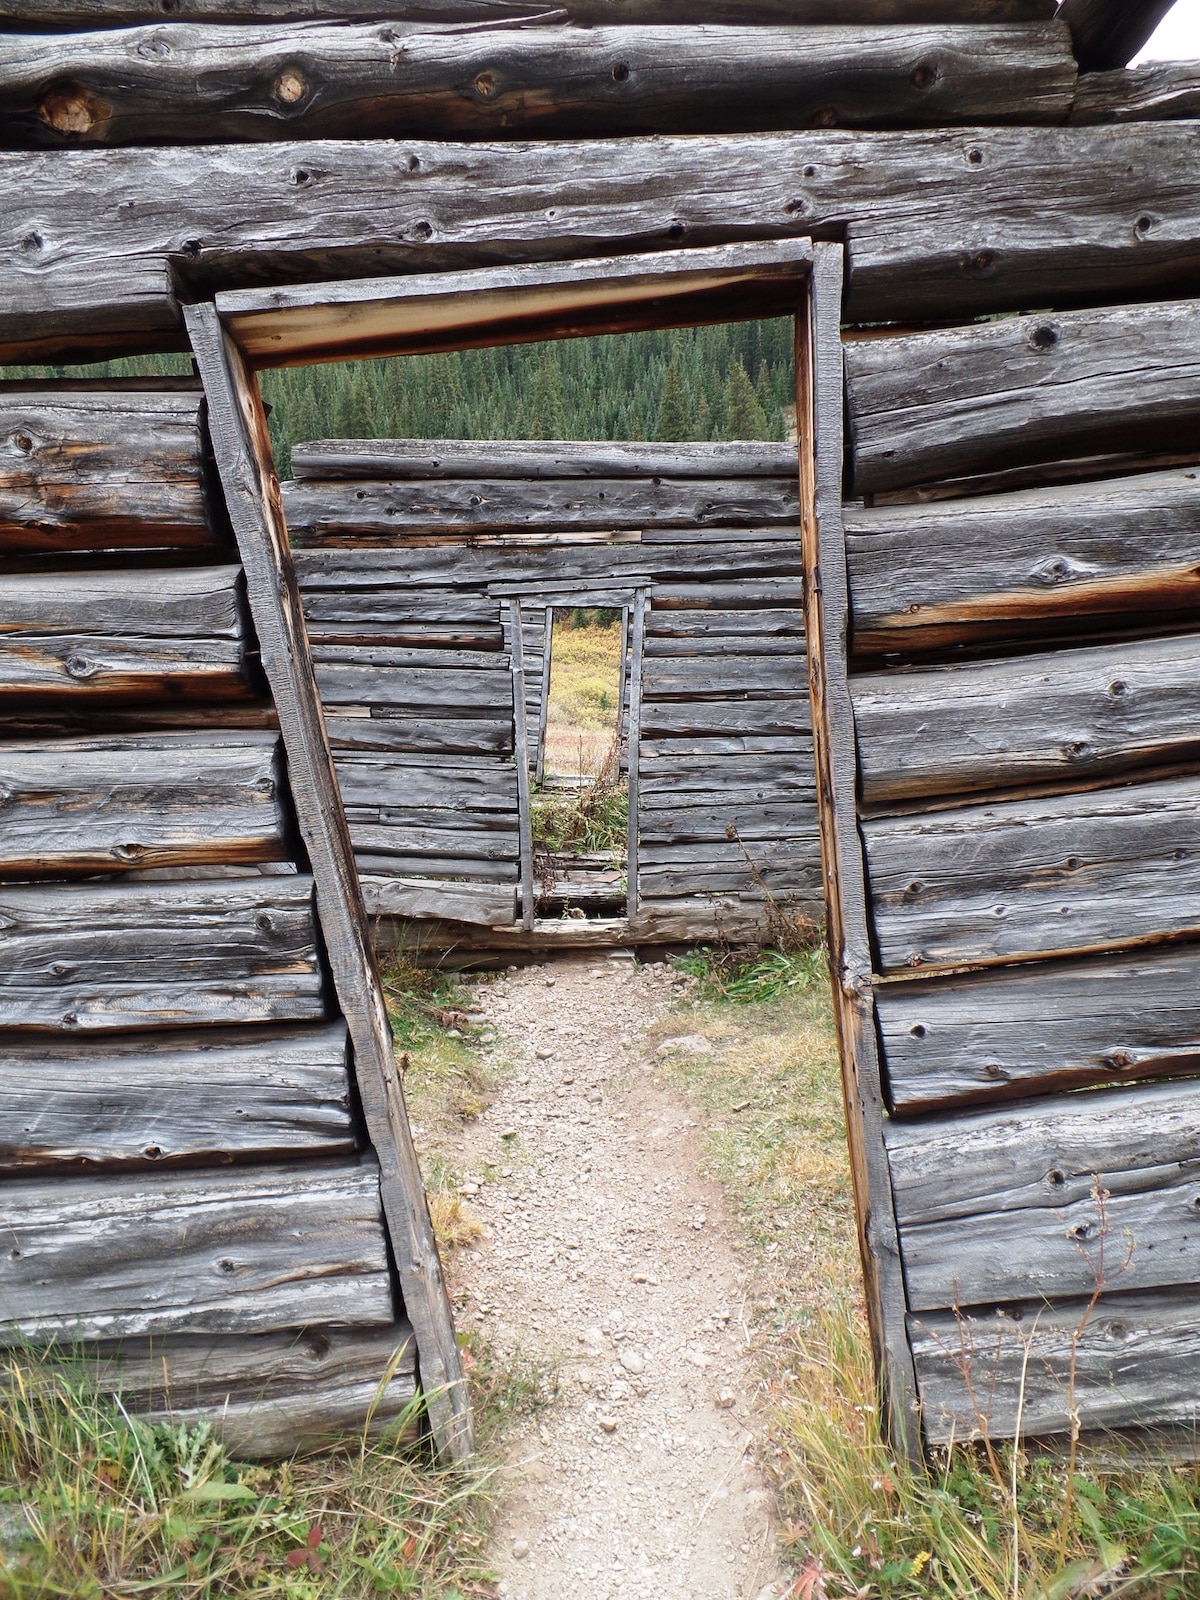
<box><xmin>1058</xmin><ymin>0</ymin><xmax>1174</xmax><ymax>71</ymax></box>
<box><xmin>1072</xmin><ymin>60</ymin><xmax>1200</xmax><ymax>123</ymax></box>
<box><xmin>291</xmin><ymin>439</ymin><xmax>800</xmax><ymax>480</ymax></box>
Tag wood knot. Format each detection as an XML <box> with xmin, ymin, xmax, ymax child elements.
<box><xmin>38</xmin><ymin>82</ymin><xmax>110</xmax><ymax>140</ymax></box>
<box><xmin>910</xmin><ymin>62</ymin><xmax>938</xmax><ymax>90</ymax></box>
<box><xmin>1029</xmin><ymin>323</ymin><xmax>1059</xmax><ymax>352</ymax></box>
<box><xmin>473</xmin><ymin>71</ymin><xmax>496</xmax><ymax>99</ymax></box>
<box><xmin>11</xmin><ymin>433</ymin><xmax>33</xmax><ymax>454</ymax></box>
<box><xmin>63</xmin><ymin>655</ymin><xmax>97</xmax><ymax>679</ymax></box>
<box><xmin>275</xmin><ymin>69</ymin><xmax>307</xmax><ymax>105</ymax></box>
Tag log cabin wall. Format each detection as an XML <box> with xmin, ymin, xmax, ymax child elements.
<box><xmin>280</xmin><ymin>437</ymin><xmax>820</xmax><ymax>953</ymax></box>
<box><xmin>2</xmin><ymin>0</ymin><xmax>1197</xmax><ymax>1459</ymax></box>
<box><xmin>0</xmin><ymin>375</ymin><xmax>468</xmax><ymax>1459</ymax></box>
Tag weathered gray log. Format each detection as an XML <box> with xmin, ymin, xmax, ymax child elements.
<box><xmin>646</xmin><ymin>634</ymin><xmax>803</xmax><ymax>658</ymax></box>
<box><xmin>642</xmin><ymin>652</ymin><xmax>806</xmax><ymax>697</ymax></box>
<box><xmin>307</xmin><ymin>621</ymin><xmax>504</xmax><ymax>650</ymax></box>
<box><xmin>640</xmin><ymin>733</ymin><xmax>810</xmax><ymax>759</ymax></box>
<box><xmin>844</xmin><ymin>466</ymin><xmax>1200</xmax><ymax>653</ymax></box>
<box><xmin>1</xmin><ymin>24</ymin><xmax>1075</xmax><ymax>150</ymax></box>
<box><xmin>1071</xmin><ymin>60</ymin><xmax>1200</xmax><ymax>123</ymax></box>
<box><xmin>57</xmin><ymin>1322</ymin><xmax>417</xmax><ymax>1460</ymax></box>
<box><xmin>300</xmin><ymin>586</ymin><xmax>501</xmax><ymax>627</ymax></box>
<box><xmin>896</xmin><ymin>1114</ymin><xmax>1200</xmax><ymax>1312</ymax></box>
<box><xmin>640</xmin><ymin>698</ymin><xmax>812</xmax><ymax>738</ymax></box>
<box><xmin>853</xmin><ymin>634</ymin><xmax>1200</xmax><ymax>804</ymax></box>
<box><xmin>654</xmin><ymin>581</ymin><xmax>804</xmax><ymax>609</ymax></box>
<box><xmin>0</xmin><ymin>1021</ymin><xmax>352</xmax><ymax>1172</ymax></box>
<box><xmin>359</xmin><ymin>875</ymin><xmax>516</xmax><ymax>926</ymax></box>
<box><xmin>0</xmin><ymin>383</ymin><xmax>219</xmax><ymax>554</ymax></box>
<box><xmin>326</xmin><ymin>714</ymin><xmax>512</xmax><ymax>756</ymax></box>
<box><xmin>0</xmin><ymin>565</ymin><xmax>253</xmax><ymax>705</ymax></box>
<box><xmin>13</xmin><ymin>124</ymin><xmax>1200</xmax><ymax>363</ymax></box>
<box><xmin>1059</xmin><ymin>0</ymin><xmax>1174</xmax><ymax>71</ymax></box>
<box><xmin>865</xmin><ymin>775</ymin><xmax>1200</xmax><ymax>973</ymax></box>
<box><xmin>333</xmin><ymin>753</ymin><xmax>516</xmax><ymax>812</ymax></box>
<box><xmin>0</xmin><ymin>2</ymin><xmax>1062</xmax><ymax>28</ymax></box>
<box><xmin>0</xmin><ymin>876</ymin><xmax>326</xmax><ymax>1031</ymax></box>
<box><xmin>0</xmin><ymin>1159</ymin><xmax>393</xmax><ymax>1343</ymax></box>
<box><xmin>291</xmin><ymin>437</ymin><xmax>800</xmax><ymax>480</ymax></box>
<box><xmin>349</xmin><ymin>820</ymin><xmax>518</xmax><ymax>861</ymax></box>
<box><xmin>638</xmin><ymin>801</ymin><xmax>818</xmax><ymax>845</ymax></box>
<box><xmin>282</xmin><ymin>476</ymin><xmax>800</xmax><ymax>535</ymax></box>
<box><xmin>639</xmin><ymin>752</ymin><xmax>815</xmax><ymax>795</ymax></box>
<box><xmin>910</xmin><ymin>1288</ymin><xmax>1200</xmax><ymax>1444</ymax></box>
<box><xmin>0</xmin><ymin>731</ymin><xmax>289</xmax><ymax>875</ymax></box>
<box><xmin>878</xmin><ymin>944</ymin><xmax>1200</xmax><ymax>1111</ymax></box>
<box><xmin>314</xmin><ymin>659</ymin><xmax>511</xmax><ymax>714</ymax></box>
<box><xmin>639</xmin><ymin>859</ymin><xmax>821</xmax><ymax>895</ymax></box>
<box><xmin>188</xmin><ymin>305</ymin><xmax>470</xmax><ymax>1457</ymax></box>
<box><xmin>887</xmin><ymin>1075</ymin><xmax>1200</xmax><ymax>1226</ymax></box>
<box><xmin>646</xmin><ymin>608</ymin><xmax>805</xmax><ymax>640</ymax></box>
<box><xmin>355</xmin><ymin>851</ymin><xmax>518</xmax><ymax>881</ymax></box>
<box><xmin>847</xmin><ymin>297</ymin><xmax>1200</xmax><ymax>495</ymax></box>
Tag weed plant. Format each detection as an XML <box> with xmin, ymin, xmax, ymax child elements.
<box><xmin>660</xmin><ymin>945</ymin><xmax>1200</xmax><ymax>1600</ymax></box>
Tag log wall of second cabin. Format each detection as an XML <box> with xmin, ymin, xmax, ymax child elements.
<box><xmin>836</xmin><ymin>289</ymin><xmax>1200</xmax><ymax>1447</ymax></box>
<box><xmin>282</xmin><ymin>439</ymin><xmax>821</xmax><ymax>946</ymax></box>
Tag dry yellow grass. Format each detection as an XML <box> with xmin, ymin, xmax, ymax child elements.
<box><xmin>545</xmin><ymin>617</ymin><xmax>623</xmax><ymax>755</ymax></box>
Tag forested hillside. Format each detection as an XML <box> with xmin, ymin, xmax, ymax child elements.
<box><xmin>5</xmin><ymin>319</ymin><xmax>794</xmax><ymax>478</ymax></box>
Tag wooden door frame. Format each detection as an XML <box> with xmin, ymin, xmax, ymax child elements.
<box><xmin>195</xmin><ymin>234</ymin><xmax>815</xmax><ymax>1460</ymax></box>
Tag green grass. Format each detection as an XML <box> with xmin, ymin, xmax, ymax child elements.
<box><xmin>657</xmin><ymin>944</ymin><xmax>1200</xmax><ymax>1600</ymax></box>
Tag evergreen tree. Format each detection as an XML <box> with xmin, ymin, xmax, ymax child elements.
<box><xmin>724</xmin><ymin>359</ymin><xmax>770</xmax><ymax>439</ymax></box>
<box><xmin>655</xmin><ymin>357</ymin><xmax>694</xmax><ymax>442</ymax></box>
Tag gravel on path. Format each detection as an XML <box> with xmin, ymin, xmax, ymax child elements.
<box><xmin>446</xmin><ymin>951</ymin><xmax>790</xmax><ymax>1600</ymax></box>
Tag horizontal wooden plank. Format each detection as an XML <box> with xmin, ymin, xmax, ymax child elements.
<box><xmin>0</xmin><ymin>633</ymin><xmax>253</xmax><ymax>705</ymax></box>
<box><xmin>301</xmin><ymin>587</ymin><xmax>502</xmax><ymax>627</ymax></box>
<box><xmin>0</xmin><ymin>3</ymin><xmax>1062</xmax><ymax>27</ymax></box>
<box><xmin>1071</xmin><ymin>60</ymin><xmax>1200</xmax><ymax>125</ymax></box>
<box><xmin>638</xmin><ymin>800</ymin><xmax>818</xmax><ymax>844</ymax></box>
<box><xmin>0</xmin><ymin>730</ymin><xmax>289</xmax><ymax>875</ymax></box>
<box><xmin>11</xmin><ymin>125</ymin><xmax>1200</xmax><ymax>364</ymax></box>
<box><xmin>639</xmin><ymin>751</ymin><xmax>815</xmax><ymax>795</ymax></box>
<box><xmin>354</xmin><ymin>851</ymin><xmax>518</xmax><ymax>881</ymax></box>
<box><xmin>640</xmin><ymin>697</ymin><xmax>812</xmax><ymax>738</ymax></box>
<box><xmin>0</xmin><ymin>1159</ymin><xmax>393</xmax><ymax>1343</ymax></box>
<box><xmin>333</xmin><ymin>752</ymin><xmax>516</xmax><ymax>812</ymax></box>
<box><xmin>865</xmin><ymin>775</ymin><xmax>1200</xmax><ymax>973</ymax></box>
<box><xmin>853</xmin><ymin>633</ymin><xmax>1200</xmax><ymax>803</ymax></box>
<box><xmin>847</xmin><ymin>297</ymin><xmax>1200</xmax><ymax>495</ymax></box>
<box><xmin>645</xmin><ymin>634</ymin><xmax>804</xmax><ymax>658</ymax></box>
<box><xmin>639</xmin><ymin>834</ymin><xmax>818</xmax><ymax>866</ymax></box>
<box><xmin>0</xmin><ymin>876</ymin><xmax>326</xmax><ymax>1031</ymax></box>
<box><xmin>878</xmin><ymin>944</ymin><xmax>1200</xmax><ymax>1111</ymax></box>
<box><xmin>306</xmin><ymin>621</ymin><xmax>504</xmax><ymax>650</ymax></box>
<box><xmin>654</xmin><ymin>581</ymin><xmax>804</xmax><ymax>609</ymax></box>
<box><xmin>348</xmin><ymin>821</ymin><xmax>519</xmax><ymax>860</ymax></box>
<box><xmin>894</xmin><ymin>1080</ymin><xmax>1200</xmax><ymax>1309</ymax></box>
<box><xmin>314</xmin><ymin>661</ymin><xmax>510</xmax><ymax>713</ymax></box>
<box><xmin>640</xmin><ymin>733</ymin><xmax>811</xmax><ymax>759</ymax></box>
<box><xmin>326</xmin><ymin>713</ymin><xmax>512</xmax><ymax>757</ymax></box>
<box><xmin>646</xmin><ymin>607</ymin><xmax>805</xmax><ymax>640</ymax></box>
<box><xmin>0</xmin><ymin>1021</ymin><xmax>352</xmax><ymax>1172</ymax></box>
<box><xmin>292</xmin><ymin>438</ymin><xmax>800</xmax><ymax>481</ymax></box>
<box><xmin>359</xmin><ymin>874</ymin><xmax>517</xmax><ymax>926</ymax></box>
<box><xmin>0</xmin><ymin>22</ymin><xmax>1077</xmax><ymax>148</ymax></box>
<box><xmin>283</xmin><ymin>475</ymin><xmax>800</xmax><ymax>535</ymax></box>
<box><xmin>639</xmin><ymin>861</ymin><xmax>821</xmax><ymax>895</ymax></box>
<box><xmin>0</xmin><ymin>384</ymin><xmax>218</xmax><ymax>555</ymax></box>
<box><xmin>61</xmin><ymin>1322</ymin><xmax>417</xmax><ymax>1460</ymax></box>
<box><xmin>0</xmin><ymin>564</ymin><xmax>243</xmax><ymax>637</ymax></box>
<box><xmin>845</xmin><ymin>466</ymin><xmax>1200</xmax><ymax>653</ymax></box>
<box><xmin>347</xmin><ymin>804</ymin><xmax>517</xmax><ymax>834</ymax></box>
<box><xmin>643</xmin><ymin>652</ymin><xmax>806</xmax><ymax>697</ymax></box>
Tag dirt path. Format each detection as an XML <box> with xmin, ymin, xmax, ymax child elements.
<box><xmin>447</xmin><ymin>952</ymin><xmax>790</xmax><ymax>1600</ymax></box>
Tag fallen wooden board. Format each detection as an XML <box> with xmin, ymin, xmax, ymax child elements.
<box><xmin>55</xmin><ymin>1322</ymin><xmax>418</xmax><ymax>1460</ymax></box>
<box><xmin>0</xmin><ymin>382</ymin><xmax>218</xmax><ymax>555</ymax></box>
<box><xmin>0</xmin><ymin>23</ymin><xmax>1077</xmax><ymax>147</ymax></box>
<box><xmin>0</xmin><ymin>1021</ymin><xmax>352</xmax><ymax>1172</ymax></box>
<box><xmin>0</xmin><ymin>730</ymin><xmax>289</xmax><ymax>875</ymax></box>
<box><xmin>283</xmin><ymin>475</ymin><xmax>800</xmax><ymax>534</ymax></box>
<box><xmin>844</xmin><ymin>466</ymin><xmax>1200</xmax><ymax>653</ymax></box>
<box><xmin>877</xmin><ymin>944</ymin><xmax>1200</xmax><ymax>1111</ymax></box>
<box><xmin>0</xmin><ymin>876</ymin><xmax>326</xmax><ymax>1031</ymax></box>
<box><xmin>291</xmin><ymin>438</ymin><xmax>800</xmax><ymax>480</ymax></box>
<box><xmin>359</xmin><ymin>875</ymin><xmax>516</xmax><ymax>926</ymax></box>
<box><xmin>853</xmin><ymin>633</ymin><xmax>1200</xmax><ymax>803</ymax></box>
<box><xmin>18</xmin><ymin>124</ymin><xmax>1200</xmax><ymax>362</ymax></box>
<box><xmin>864</xmin><ymin>775</ymin><xmax>1200</xmax><ymax>972</ymax></box>
<box><xmin>0</xmin><ymin>1159</ymin><xmax>393</xmax><ymax>1343</ymax></box>
<box><xmin>847</xmin><ymin>297</ymin><xmax>1200</xmax><ymax>495</ymax></box>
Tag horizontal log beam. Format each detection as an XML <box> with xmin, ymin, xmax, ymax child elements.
<box><xmin>326</xmin><ymin>712</ymin><xmax>512</xmax><ymax>756</ymax></box>
<box><xmin>853</xmin><ymin>633</ymin><xmax>1200</xmax><ymax>803</ymax></box>
<box><xmin>847</xmin><ymin>296</ymin><xmax>1200</xmax><ymax>496</ymax></box>
<box><xmin>0</xmin><ymin>1159</ymin><xmax>393</xmax><ymax>1343</ymax></box>
<box><xmin>282</xmin><ymin>475</ymin><xmax>800</xmax><ymax>535</ymax></box>
<box><xmin>1072</xmin><ymin>60</ymin><xmax>1200</xmax><ymax>123</ymax></box>
<box><xmin>0</xmin><ymin>876</ymin><xmax>326</xmax><ymax>1031</ymax></box>
<box><xmin>0</xmin><ymin>24</ymin><xmax>1077</xmax><ymax>148</ymax></box>
<box><xmin>865</xmin><ymin>774</ymin><xmax>1200</xmax><ymax>973</ymax></box>
<box><xmin>0</xmin><ymin>1021</ymin><xmax>352</xmax><ymax>1171</ymax></box>
<box><xmin>291</xmin><ymin>437</ymin><xmax>800</xmax><ymax>480</ymax></box>
<box><xmin>0</xmin><ymin>382</ymin><xmax>221</xmax><ymax>556</ymax></box>
<box><xmin>8</xmin><ymin>123</ymin><xmax>1200</xmax><ymax>362</ymax></box>
<box><xmin>0</xmin><ymin>1</ymin><xmax>1063</xmax><ymax>28</ymax></box>
<box><xmin>53</xmin><ymin>1322</ymin><xmax>417</xmax><ymax>1461</ymax></box>
<box><xmin>359</xmin><ymin>874</ymin><xmax>517</xmax><ymax>925</ymax></box>
<box><xmin>845</xmin><ymin>466</ymin><xmax>1200</xmax><ymax>653</ymax></box>
<box><xmin>878</xmin><ymin>943</ymin><xmax>1200</xmax><ymax>1112</ymax></box>
<box><xmin>0</xmin><ymin>730</ymin><xmax>290</xmax><ymax>875</ymax></box>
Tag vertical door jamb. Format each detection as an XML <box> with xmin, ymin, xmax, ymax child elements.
<box><xmin>508</xmin><ymin>597</ymin><xmax>537</xmax><ymax>932</ymax></box>
<box><xmin>625</xmin><ymin>587</ymin><xmax>648</xmax><ymax>921</ymax></box>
